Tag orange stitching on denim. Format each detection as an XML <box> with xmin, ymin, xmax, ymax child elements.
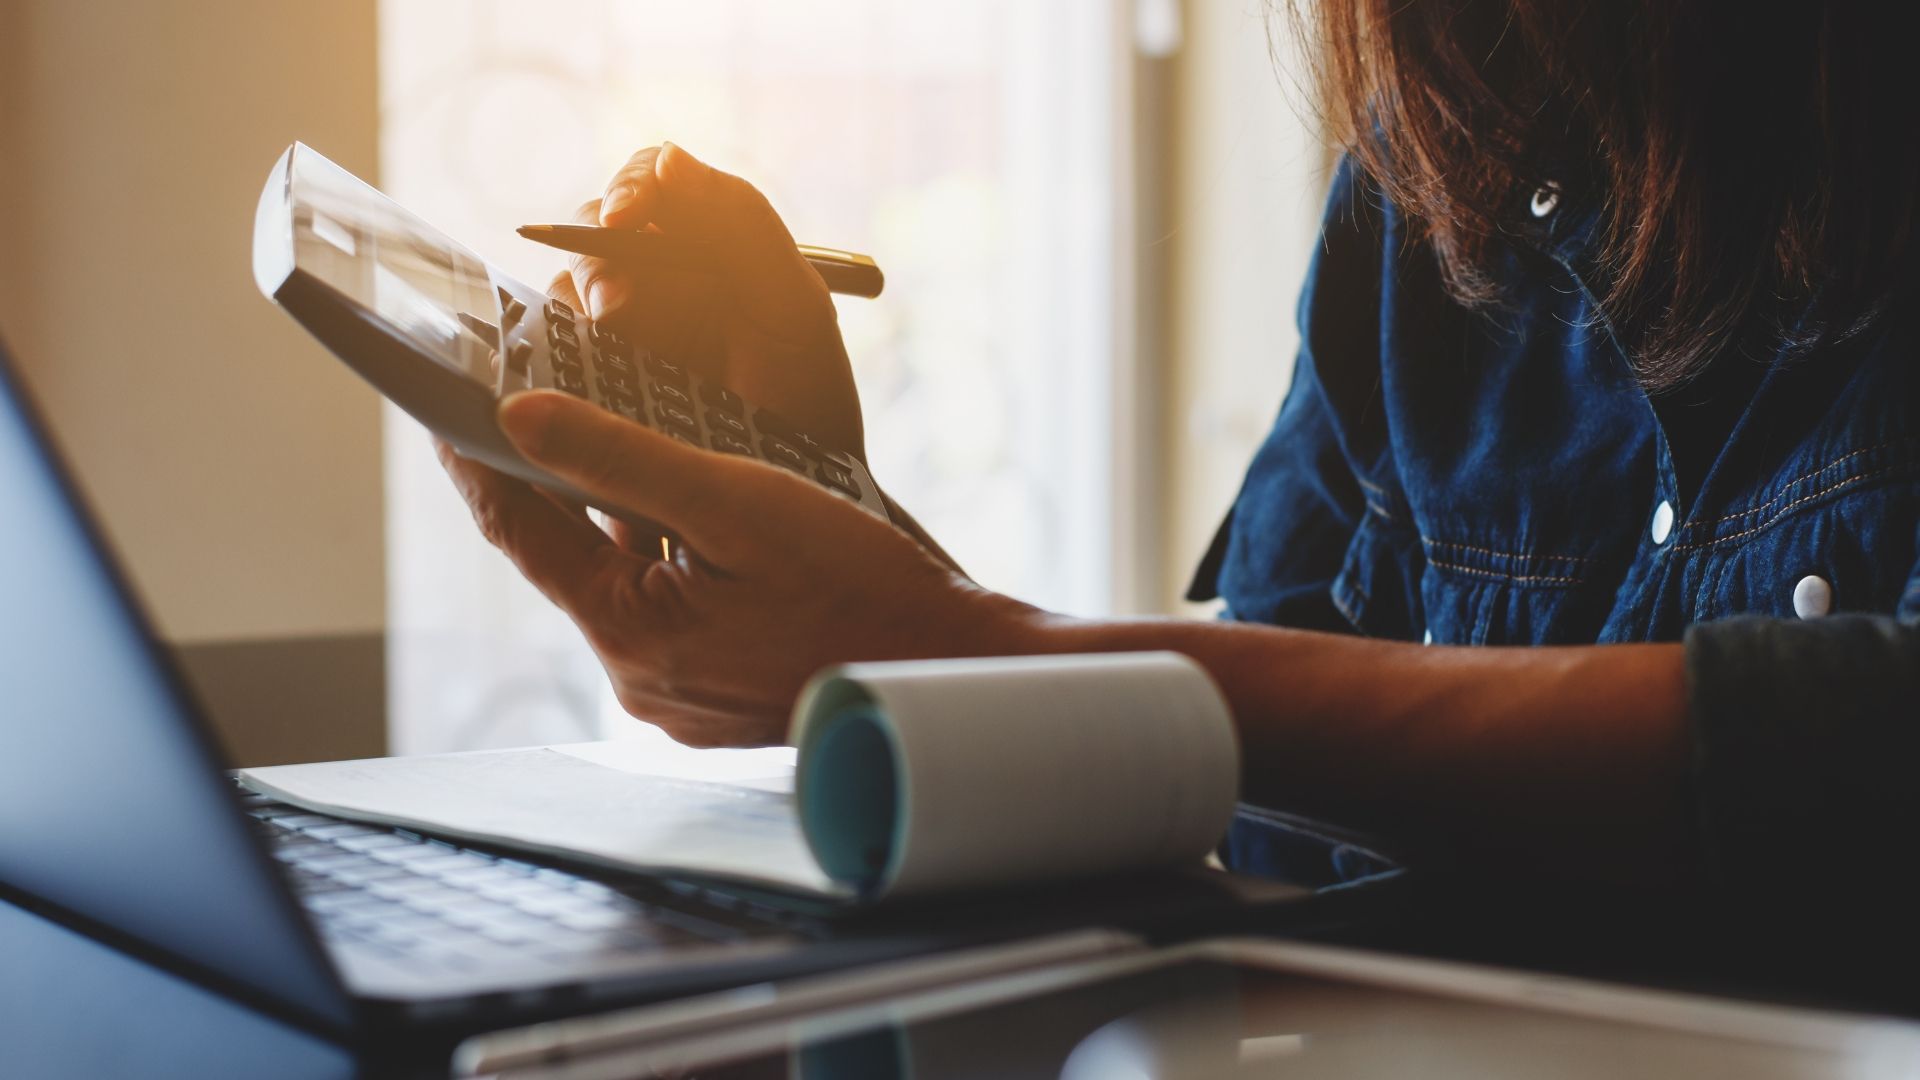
<box><xmin>1673</xmin><ymin>465</ymin><xmax>1906</xmax><ymax>551</ymax></box>
<box><xmin>1420</xmin><ymin>537</ymin><xmax>1596</xmax><ymax>565</ymax></box>
<box><xmin>1330</xmin><ymin>580</ymin><xmax>1369</xmax><ymax>633</ymax></box>
<box><xmin>1686</xmin><ymin>439</ymin><xmax>1908</xmax><ymax>530</ymax></box>
<box><xmin>1427</xmin><ymin>557</ymin><xmax>1584</xmax><ymax>586</ymax></box>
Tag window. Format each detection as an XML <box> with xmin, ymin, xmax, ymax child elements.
<box><xmin>380</xmin><ymin>0</ymin><xmax>1132</xmax><ymax>752</ymax></box>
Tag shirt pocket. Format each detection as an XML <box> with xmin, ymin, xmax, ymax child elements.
<box><xmin>1694</xmin><ymin>480</ymin><xmax>1920</xmax><ymax>621</ymax></box>
<box><xmin>1416</xmin><ymin>536</ymin><xmax>1611</xmax><ymax>645</ymax></box>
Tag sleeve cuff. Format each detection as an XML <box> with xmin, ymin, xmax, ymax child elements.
<box><xmin>1684</xmin><ymin>614</ymin><xmax>1920</xmax><ymax>900</ymax></box>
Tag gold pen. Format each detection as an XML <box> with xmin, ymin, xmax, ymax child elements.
<box><xmin>516</xmin><ymin>224</ymin><xmax>885</xmax><ymax>299</ymax></box>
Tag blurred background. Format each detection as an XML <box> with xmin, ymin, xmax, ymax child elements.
<box><xmin>0</xmin><ymin>0</ymin><xmax>1326</xmax><ymax>766</ymax></box>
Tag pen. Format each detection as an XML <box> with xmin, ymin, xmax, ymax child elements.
<box><xmin>516</xmin><ymin>224</ymin><xmax>885</xmax><ymax>299</ymax></box>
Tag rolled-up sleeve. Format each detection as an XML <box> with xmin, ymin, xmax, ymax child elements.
<box><xmin>1685</xmin><ymin>611</ymin><xmax>1920</xmax><ymax>901</ymax></box>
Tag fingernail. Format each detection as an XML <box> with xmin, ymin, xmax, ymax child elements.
<box><xmin>601</xmin><ymin>183</ymin><xmax>637</xmax><ymax>221</ymax></box>
<box><xmin>498</xmin><ymin>392</ymin><xmax>555</xmax><ymax>457</ymax></box>
<box><xmin>587</xmin><ymin>276</ymin><xmax>625</xmax><ymax>321</ymax></box>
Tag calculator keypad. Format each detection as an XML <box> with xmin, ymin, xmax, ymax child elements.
<box><xmin>513</xmin><ymin>303</ymin><xmax>882</xmax><ymax>519</ymax></box>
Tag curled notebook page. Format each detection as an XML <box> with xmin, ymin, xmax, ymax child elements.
<box><xmin>793</xmin><ymin>652</ymin><xmax>1240</xmax><ymax>899</ymax></box>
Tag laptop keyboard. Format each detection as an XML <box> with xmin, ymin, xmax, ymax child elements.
<box><xmin>243</xmin><ymin>793</ymin><xmax>792</xmax><ymax>975</ymax></box>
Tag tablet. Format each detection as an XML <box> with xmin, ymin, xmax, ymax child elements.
<box><xmin>467</xmin><ymin>938</ymin><xmax>1920</xmax><ymax>1078</ymax></box>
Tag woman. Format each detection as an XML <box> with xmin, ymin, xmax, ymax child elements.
<box><xmin>440</xmin><ymin>1</ymin><xmax>1918</xmax><ymax>908</ymax></box>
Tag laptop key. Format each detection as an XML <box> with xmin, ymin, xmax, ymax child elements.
<box><xmin>552</xmin><ymin>908</ymin><xmax>641</xmax><ymax>933</ymax></box>
<box><xmin>306</xmin><ymin>891</ymin><xmax>393</xmax><ymax>916</ymax></box>
<box><xmin>267</xmin><ymin>814</ymin><xmax>337</xmax><ymax>831</ymax></box>
<box><xmin>367</xmin><ymin>844</ymin><xmax>457</xmax><ymax>865</ymax></box>
<box><xmin>399</xmin><ymin>887</ymin><xmax>485</xmax><ymax>914</ymax></box>
<box><xmin>327</xmin><ymin>864</ymin><xmax>415</xmax><ymax>887</ymax></box>
<box><xmin>298</xmin><ymin>822</ymin><xmax>380</xmax><ymax>840</ymax></box>
<box><xmin>411</xmin><ymin>852</ymin><xmax>498</xmax><ymax>875</ymax></box>
<box><xmin>334</xmin><ymin>832</ymin><xmax>412</xmax><ymax>853</ymax></box>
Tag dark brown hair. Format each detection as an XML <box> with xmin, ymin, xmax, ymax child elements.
<box><xmin>1286</xmin><ymin>0</ymin><xmax>1920</xmax><ymax>388</ymax></box>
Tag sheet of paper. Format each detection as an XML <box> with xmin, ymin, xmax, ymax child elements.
<box><xmin>552</xmin><ymin>737</ymin><xmax>795</xmax><ymax>794</ymax></box>
<box><xmin>241</xmin><ymin>746</ymin><xmax>842</xmax><ymax>898</ymax></box>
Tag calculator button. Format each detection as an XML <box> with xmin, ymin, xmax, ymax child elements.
<box><xmin>815</xmin><ymin>459</ymin><xmax>861</xmax><ymax>499</ymax></box>
<box><xmin>457</xmin><ymin>312</ymin><xmax>500</xmax><ymax>349</ymax></box>
<box><xmin>706</xmin><ymin>409</ymin><xmax>748</xmax><ymax>438</ymax></box>
<box><xmin>791</xmin><ymin>431</ymin><xmax>830</xmax><ymax>460</ymax></box>
<box><xmin>545</xmin><ymin>298</ymin><xmax>575</xmax><ymax>323</ymax></box>
<box><xmin>655</xmin><ymin>403</ymin><xmax>698</xmax><ymax>436</ymax></box>
<box><xmin>589</xmin><ymin>322</ymin><xmax>630</xmax><ymax>354</ymax></box>
<box><xmin>643</xmin><ymin>354</ymin><xmax>690</xmax><ymax>389</ymax></box>
<box><xmin>753</xmin><ymin>408</ymin><xmax>798</xmax><ymax>440</ymax></box>
<box><xmin>551</xmin><ymin>340</ymin><xmax>582</xmax><ymax>369</ymax></box>
<box><xmin>597</xmin><ymin>368</ymin><xmax>636</xmax><ymax>397</ymax></box>
<box><xmin>709</xmin><ymin>432</ymin><xmax>753</xmax><ymax>456</ymax></box>
<box><xmin>652</xmin><ymin>382</ymin><xmax>693</xmax><ymax>410</ymax></box>
<box><xmin>506</xmin><ymin>341</ymin><xmax>534</xmax><ymax>378</ymax></box>
<box><xmin>596</xmin><ymin>350</ymin><xmax>634</xmax><ymax>376</ymax></box>
<box><xmin>595</xmin><ymin>376</ymin><xmax>633</xmax><ymax>405</ymax></box>
<box><xmin>548</xmin><ymin>319</ymin><xmax>578</xmax><ymax>346</ymax></box>
<box><xmin>499</xmin><ymin>292</ymin><xmax>527</xmax><ymax>330</ymax></box>
<box><xmin>601</xmin><ymin>390</ymin><xmax>641</xmax><ymax>421</ymax></box>
<box><xmin>701</xmin><ymin>384</ymin><xmax>745</xmax><ymax>416</ymax></box>
<box><xmin>555</xmin><ymin>371</ymin><xmax>588</xmax><ymax>398</ymax></box>
<box><xmin>761</xmin><ymin>437</ymin><xmax>807</xmax><ymax>473</ymax></box>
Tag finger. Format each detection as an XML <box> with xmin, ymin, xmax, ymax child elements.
<box><xmin>649</xmin><ymin>143</ymin><xmax>825</xmax><ymax>317</ymax></box>
<box><xmin>569</xmin><ymin>195</ymin><xmax>724</xmax><ymax>361</ymax></box>
<box><xmin>597</xmin><ymin>146</ymin><xmax>666</xmax><ymax>229</ymax></box>
<box><xmin>547</xmin><ymin>269</ymin><xmax>583</xmax><ymax>312</ymax></box>
<box><xmin>434</xmin><ymin>438</ymin><xmax>622</xmax><ymax>614</ymax></box>
<box><xmin>563</xmin><ymin>198</ymin><xmax>629</xmax><ymax>323</ymax></box>
<box><xmin>496</xmin><ymin>390</ymin><xmax>761</xmax><ymax>563</ymax></box>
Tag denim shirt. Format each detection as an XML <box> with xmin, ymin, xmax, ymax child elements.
<box><xmin>1191</xmin><ymin>160</ymin><xmax>1920</xmax><ymax>900</ymax></box>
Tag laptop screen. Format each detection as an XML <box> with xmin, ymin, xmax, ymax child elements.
<box><xmin>0</xmin><ymin>339</ymin><xmax>350</xmax><ymax>1028</ymax></box>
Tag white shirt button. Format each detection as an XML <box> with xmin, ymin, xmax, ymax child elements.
<box><xmin>1529</xmin><ymin>183</ymin><xmax>1561</xmax><ymax>218</ymax></box>
<box><xmin>1792</xmin><ymin>575</ymin><xmax>1833</xmax><ymax>619</ymax></box>
<box><xmin>1649</xmin><ymin>500</ymin><xmax>1675</xmax><ymax>545</ymax></box>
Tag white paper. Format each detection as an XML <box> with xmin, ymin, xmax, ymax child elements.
<box><xmin>241</xmin><ymin>746</ymin><xmax>841</xmax><ymax>897</ymax></box>
<box><xmin>793</xmin><ymin>652</ymin><xmax>1240</xmax><ymax>898</ymax></box>
<box><xmin>553</xmin><ymin>737</ymin><xmax>795</xmax><ymax>794</ymax></box>
<box><xmin>241</xmin><ymin>653</ymin><xmax>1239</xmax><ymax>905</ymax></box>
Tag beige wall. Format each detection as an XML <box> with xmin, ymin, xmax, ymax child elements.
<box><xmin>1159</xmin><ymin>2</ymin><xmax>1329</xmax><ymax>612</ymax></box>
<box><xmin>0</xmin><ymin>0</ymin><xmax>385</xmax><ymax>644</ymax></box>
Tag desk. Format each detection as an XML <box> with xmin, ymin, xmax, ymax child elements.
<box><xmin>10</xmin><ymin>873</ymin><xmax>1918</xmax><ymax>1077</ymax></box>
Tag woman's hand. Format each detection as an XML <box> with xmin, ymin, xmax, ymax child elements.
<box><xmin>439</xmin><ymin>390</ymin><xmax>1041</xmax><ymax>746</ymax></box>
<box><xmin>557</xmin><ymin>143</ymin><xmax>865</xmax><ymax>460</ymax></box>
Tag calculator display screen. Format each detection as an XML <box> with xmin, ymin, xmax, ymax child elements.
<box><xmin>285</xmin><ymin>149</ymin><xmax>500</xmax><ymax>385</ymax></box>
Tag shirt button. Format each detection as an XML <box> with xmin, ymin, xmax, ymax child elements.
<box><xmin>1792</xmin><ymin>575</ymin><xmax>1833</xmax><ymax>619</ymax></box>
<box><xmin>1422</xmin><ymin>629</ymin><xmax>1434</xmax><ymax>646</ymax></box>
<box><xmin>1529</xmin><ymin>183</ymin><xmax>1561</xmax><ymax>218</ymax></box>
<box><xmin>1649</xmin><ymin>500</ymin><xmax>1675</xmax><ymax>545</ymax></box>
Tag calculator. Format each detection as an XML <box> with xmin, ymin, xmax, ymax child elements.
<box><xmin>252</xmin><ymin>142</ymin><xmax>889</xmax><ymax>536</ymax></box>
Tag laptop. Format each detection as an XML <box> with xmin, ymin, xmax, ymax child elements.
<box><xmin>0</xmin><ymin>335</ymin><xmax>1316</xmax><ymax>1048</ymax></box>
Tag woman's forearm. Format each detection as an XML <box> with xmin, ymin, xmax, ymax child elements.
<box><xmin>1018</xmin><ymin>614</ymin><xmax>1695</xmax><ymax>885</ymax></box>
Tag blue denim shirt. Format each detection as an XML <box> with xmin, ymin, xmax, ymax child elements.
<box><xmin>1191</xmin><ymin>160</ymin><xmax>1920</xmax><ymax>900</ymax></box>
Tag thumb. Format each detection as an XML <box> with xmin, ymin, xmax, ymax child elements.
<box><xmin>499</xmin><ymin>390</ymin><xmax>749</xmax><ymax>561</ymax></box>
